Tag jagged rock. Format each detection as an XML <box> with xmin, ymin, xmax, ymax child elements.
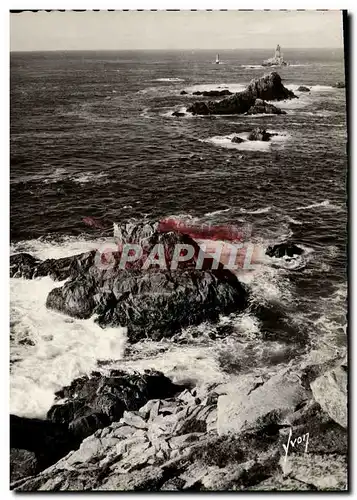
<box><xmin>47</xmin><ymin>370</ymin><xmax>182</xmax><ymax>440</ymax></box>
<box><xmin>192</xmin><ymin>89</ymin><xmax>233</xmax><ymax>97</ymax></box>
<box><xmin>187</xmin><ymin>72</ymin><xmax>296</xmax><ymax>115</ymax></box>
<box><xmin>247</xmin><ymin>127</ymin><xmax>273</xmax><ymax>142</ymax></box>
<box><xmin>246</xmin><ymin>98</ymin><xmax>286</xmax><ymax>115</ymax></box>
<box><xmin>333</xmin><ymin>81</ymin><xmax>345</xmax><ymax>89</ymax></box>
<box><xmin>265</xmin><ymin>242</ymin><xmax>304</xmax><ymax>259</ymax></box>
<box><xmin>310</xmin><ymin>365</ymin><xmax>347</xmax><ymax>428</ymax></box>
<box><xmin>45</xmin><ymin>223</ymin><xmax>247</xmax><ymax>341</ymax></box>
<box><xmin>217</xmin><ymin>368</ymin><xmax>311</xmax><ymax>436</ymax></box>
<box><xmin>10</xmin><ymin>250</ymin><xmax>96</xmax><ymax>281</ymax></box>
<box><xmin>10</xmin><ymin>448</ymin><xmax>38</xmax><ymax>482</ymax></box>
<box><xmin>297</xmin><ymin>85</ymin><xmax>310</xmax><ymax>92</ymax></box>
<box><xmin>231</xmin><ymin>135</ymin><xmax>245</xmax><ymax>144</ymax></box>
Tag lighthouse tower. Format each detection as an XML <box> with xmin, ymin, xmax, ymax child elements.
<box><xmin>275</xmin><ymin>44</ymin><xmax>281</xmax><ymax>59</ymax></box>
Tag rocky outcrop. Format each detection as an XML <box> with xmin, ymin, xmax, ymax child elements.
<box><xmin>231</xmin><ymin>135</ymin><xmax>245</xmax><ymax>144</ymax></box>
<box><xmin>297</xmin><ymin>86</ymin><xmax>310</xmax><ymax>92</ymax></box>
<box><xmin>265</xmin><ymin>242</ymin><xmax>304</xmax><ymax>259</ymax></box>
<box><xmin>192</xmin><ymin>89</ymin><xmax>233</xmax><ymax>97</ymax></box>
<box><xmin>246</xmin><ymin>98</ymin><xmax>286</xmax><ymax>115</ymax></box>
<box><xmin>12</xmin><ymin>355</ymin><xmax>347</xmax><ymax>492</ymax></box>
<box><xmin>310</xmin><ymin>364</ymin><xmax>347</xmax><ymax>428</ymax></box>
<box><xmin>247</xmin><ymin>128</ymin><xmax>274</xmax><ymax>142</ymax></box>
<box><xmin>10</xmin><ymin>250</ymin><xmax>96</xmax><ymax>281</ymax></box>
<box><xmin>10</xmin><ymin>370</ymin><xmax>183</xmax><ymax>483</ymax></box>
<box><xmin>11</xmin><ymin>221</ymin><xmax>247</xmax><ymax>342</ymax></box>
<box><xmin>187</xmin><ymin>72</ymin><xmax>296</xmax><ymax>116</ymax></box>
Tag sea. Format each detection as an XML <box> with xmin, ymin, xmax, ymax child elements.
<box><xmin>10</xmin><ymin>48</ymin><xmax>347</xmax><ymax>418</ymax></box>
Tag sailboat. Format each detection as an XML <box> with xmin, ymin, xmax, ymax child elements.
<box><xmin>215</xmin><ymin>53</ymin><xmax>220</xmax><ymax>65</ymax></box>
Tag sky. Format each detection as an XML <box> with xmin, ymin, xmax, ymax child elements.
<box><xmin>10</xmin><ymin>10</ymin><xmax>344</xmax><ymax>51</ymax></box>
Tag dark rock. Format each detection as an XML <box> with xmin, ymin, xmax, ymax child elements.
<box><xmin>247</xmin><ymin>127</ymin><xmax>273</xmax><ymax>142</ymax></box>
<box><xmin>180</xmin><ymin>90</ymin><xmax>188</xmax><ymax>95</ymax></box>
<box><xmin>10</xmin><ymin>250</ymin><xmax>96</xmax><ymax>281</ymax></box>
<box><xmin>187</xmin><ymin>72</ymin><xmax>296</xmax><ymax>116</ymax></box>
<box><xmin>333</xmin><ymin>81</ymin><xmax>345</xmax><ymax>89</ymax></box>
<box><xmin>172</xmin><ymin>111</ymin><xmax>186</xmax><ymax>117</ymax></box>
<box><xmin>246</xmin><ymin>72</ymin><xmax>297</xmax><ymax>101</ymax></box>
<box><xmin>246</xmin><ymin>98</ymin><xmax>286</xmax><ymax>115</ymax></box>
<box><xmin>46</xmin><ymin>221</ymin><xmax>247</xmax><ymax>341</ymax></box>
<box><xmin>10</xmin><ymin>414</ymin><xmax>78</xmax><ymax>475</ymax></box>
<box><xmin>47</xmin><ymin>369</ymin><xmax>183</xmax><ymax>441</ymax></box>
<box><xmin>231</xmin><ymin>135</ymin><xmax>245</xmax><ymax>144</ymax></box>
<box><xmin>201</xmin><ymin>90</ymin><xmax>232</xmax><ymax>97</ymax></box>
<box><xmin>265</xmin><ymin>242</ymin><xmax>304</xmax><ymax>259</ymax></box>
<box><xmin>297</xmin><ymin>85</ymin><xmax>310</xmax><ymax>92</ymax></box>
<box><xmin>10</xmin><ymin>448</ymin><xmax>38</xmax><ymax>482</ymax></box>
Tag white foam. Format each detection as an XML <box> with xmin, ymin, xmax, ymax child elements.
<box><xmin>155</xmin><ymin>78</ymin><xmax>185</xmax><ymax>82</ymax></box>
<box><xmin>201</xmin><ymin>130</ymin><xmax>290</xmax><ymax>152</ymax></box>
<box><xmin>10</xmin><ymin>276</ymin><xmax>127</xmax><ymax>418</ymax></box>
<box><xmin>296</xmin><ymin>200</ymin><xmax>342</xmax><ymax>211</ymax></box>
<box><xmin>241</xmin><ymin>65</ymin><xmax>264</xmax><ymax>69</ymax></box>
<box><xmin>73</xmin><ymin>172</ymin><xmax>108</xmax><ymax>185</ymax></box>
<box><xmin>204</xmin><ymin>208</ymin><xmax>231</xmax><ymax>217</ymax></box>
<box><xmin>240</xmin><ymin>206</ymin><xmax>271</xmax><ymax>215</ymax></box>
<box><xmin>184</xmin><ymin>83</ymin><xmax>246</xmax><ymax>94</ymax></box>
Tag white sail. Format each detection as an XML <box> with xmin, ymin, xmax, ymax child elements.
<box><xmin>215</xmin><ymin>53</ymin><xmax>220</xmax><ymax>64</ymax></box>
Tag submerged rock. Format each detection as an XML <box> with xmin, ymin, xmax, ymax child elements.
<box><xmin>187</xmin><ymin>72</ymin><xmax>296</xmax><ymax>116</ymax></box>
<box><xmin>297</xmin><ymin>85</ymin><xmax>310</xmax><ymax>92</ymax></box>
<box><xmin>180</xmin><ymin>90</ymin><xmax>188</xmax><ymax>95</ymax></box>
<box><xmin>172</xmin><ymin>111</ymin><xmax>186</xmax><ymax>117</ymax></box>
<box><xmin>265</xmin><ymin>242</ymin><xmax>304</xmax><ymax>259</ymax></box>
<box><xmin>191</xmin><ymin>89</ymin><xmax>233</xmax><ymax>97</ymax></box>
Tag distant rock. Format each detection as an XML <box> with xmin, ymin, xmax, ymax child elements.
<box><xmin>246</xmin><ymin>98</ymin><xmax>286</xmax><ymax>115</ymax></box>
<box><xmin>180</xmin><ymin>90</ymin><xmax>188</xmax><ymax>95</ymax></box>
<box><xmin>297</xmin><ymin>85</ymin><xmax>310</xmax><ymax>92</ymax></box>
<box><xmin>172</xmin><ymin>111</ymin><xmax>185</xmax><ymax>117</ymax></box>
<box><xmin>265</xmin><ymin>242</ymin><xmax>304</xmax><ymax>259</ymax></box>
<box><xmin>333</xmin><ymin>81</ymin><xmax>345</xmax><ymax>89</ymax></box>
<box><xmin>247</xmin><ymin>127</ymin><xmax>273</xmax><ymax>142</ymax></box>
<box><xmin>231</xmin><ymin>136</ymin><xmax>245</xmax><ymax>144</ymax></box>
<box><xmin>191</xmin><ymin>89</ymin><xmax>233</xmax><ymax>97</ymax></box>
<box><xmin>187</xmin><ymin>72</ymin><xmax>296</xmax><ymax>115</ymax></box>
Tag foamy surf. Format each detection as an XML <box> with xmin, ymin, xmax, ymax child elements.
<box><xmin>155</xmin><ymin>77</ymin><xmax>185</xmax><ymax>82</ymax></box>
<box><xmin>184</xmin><ymin>83</ymin><xmax>246</xmax><ymax>94</ymax></box>
<box><xmin>296</xmin><ymin>200</ymin><xmax>342</xmax><ymax>211</ymax></box>
<box><xmin>200</xmin><ymin>131</ymin><xmax>290</xmax><ymax>151</ymax></box>
<box><xmin>10</xmin><ymin>276</ymin><xmax>127</xmax><ymax>418</ymax></box>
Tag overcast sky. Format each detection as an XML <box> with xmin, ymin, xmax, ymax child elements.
<box><xmin>10</xmin><ymin>10</ymin><xmax>344</xmax><ymax>51</ymax></box>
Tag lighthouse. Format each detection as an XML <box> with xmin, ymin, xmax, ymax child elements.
<box><xmin>275</xmin><ymin>44</ymin><xmax>281</xmax><ymax>59</ymax></box>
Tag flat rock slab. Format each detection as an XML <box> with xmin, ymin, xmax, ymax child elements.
<box><xmin>310</xmin><ymin>366</ymin><xmax>347</xmax><ymax>428</ymax></box>
<box><xmin>217</xmin><ymin>369</ymin><xmax>310</xmax><ymax>436</ymax></box>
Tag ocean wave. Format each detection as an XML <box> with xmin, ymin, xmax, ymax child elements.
<box><xmin>204</xmin><ymin>208</ymin><xmax>231</xmax><ymax>217</ymax></box>
<box><xmin>10</xmin><ymin>276</ymin><xmax>127</xmax><ymax>418</ymax></box>
<box><xmin>155</xmin><ymin>77</ymin><xmax>185</xmax><ymax>82</ymax></box>
<box><xmin>72</xmin><ymin>172</ymin><xmax>109</xmax><ymax>185</ymax></box>
<box><xmin>240</xmin><ymin>206</ymin><xmax>271</xmax><ymax>215</ymax></box>
<box><xmin>296</xmin><ymin>200</ymin><xmax>342</xmax><ymax>211</ymax></box>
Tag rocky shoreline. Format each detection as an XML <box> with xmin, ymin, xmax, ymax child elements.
<box><xmin>11</xmin><ymin>353</ymin><xmax>347</xmax><ymax>491</ymax></box>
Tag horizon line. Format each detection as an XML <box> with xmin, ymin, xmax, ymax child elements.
<box><xmin>10</xmin><ymin>47</ymin><xmax>344</xmax><ymax>53</ymax></box>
